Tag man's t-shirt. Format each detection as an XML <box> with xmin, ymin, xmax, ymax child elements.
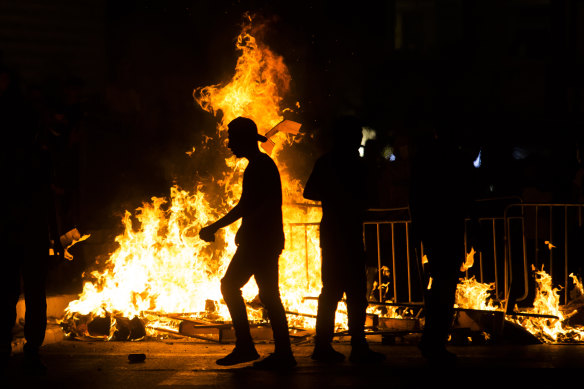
<box><xmin>236</xmin><ymin>152</ymin><xmax>285</xmax><ymax>252</ymax></box>
<box><xmin>303</xmin><ymin>150</ymin><xmax>368</xmax><ymax>260</ymax></box>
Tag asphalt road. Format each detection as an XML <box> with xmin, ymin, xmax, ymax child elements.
<box><xmin>4</xmin><ymin>335</ymin><xmax>584</xmax><ymax>389</ymax></box>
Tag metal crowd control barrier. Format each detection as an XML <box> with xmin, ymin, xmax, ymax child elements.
<box><xmin>285</xmin><ymin>204</ymin><xmax>423</xmax><ymax>306</ymax></box>
<box><xmin>288</xmin><ymin>200</ymin><xmax>584</xmax><ymax>312</ymax></box>
<box><xmin>286</xmin><ymin>221</ymin><xmax>319</xmax><ymax>291</ymax></box>
<box><xmin>284</xmin><ymin>202</ymin><xmax>322</xmax><ymax>292</ymax></box>
<box><xmin>462</xmin><ymin>197</ymin><xmax>524</xmax><ymax>302</ymax></box>
<box><xmin>463</xmin><ymin>199</ymin><xmax>584</xmax><ymax>308</ymax></box>
<box><xmin>362</xmin><ymin>207</ymin><xmax>423</xmax><ymax>306</ymax></box>
<box><xmin>503</xmin><ymin>202</ymin><xmax>584</xmax><ymax>307</ymax></box>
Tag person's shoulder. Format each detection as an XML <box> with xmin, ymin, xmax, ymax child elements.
<box><xmin>257</xmin><ymin>152</ymin><xmax>278</xmax><ymax>168</ymax></box>
<box><xmin>251</xmin><ymin>152</ymin><xmax>280</xmax><ymax>175</ymax></box>
<box><xmin>258</xmin><ymin>151</ymin><xmax>275</xmax><ymax>162</ymax></box>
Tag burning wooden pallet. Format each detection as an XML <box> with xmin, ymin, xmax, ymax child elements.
<box><xmin>61</xmin><ymin>301</ymin><xmax>425</xmax><ymax>343</ymax></box>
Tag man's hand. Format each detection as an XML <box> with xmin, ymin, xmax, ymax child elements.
<box><xmin>199</xmin><ymin>225</ymin><xmax>217</xmax><ymax>243</ymax></box>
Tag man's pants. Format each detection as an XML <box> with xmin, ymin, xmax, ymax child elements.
<box><xmin>413</xmin><ymin>211</ymin><xmax>465</xmax><ymax>348</ymax></box>
<box><xmin>220</xmin><ymin>245</ymin><xmax>291</xmax><ymax>353</ymax></box>
<box><xmin>315</xmin><ymin>247</ymin><xmax>368</xmax><ymax>348</ymax></box>
<box><xmin>2</xmin><ymin>243</ymin><xmax>47</xmax><ymax>357</ymax></box>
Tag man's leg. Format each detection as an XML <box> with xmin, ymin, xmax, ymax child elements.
<box><xmin>421</xmin><ymin>271</ymin><xmax>458</xmax><ymax>348</ymax></box>
<box><xmin>217</xmin><ymin>249</ymin><xmax>259</xmax><ymax>365</ymax></box>
<box><xmin>344</xmin><ymin>265</ymin><xmax>368</xmax><ymax>347</ymax></box>
<box><xmin>21</xmin><ymin>242</ymin><xmax>48</xmax><ymax>374</ymax></box>
<box><xmin>254</xmin><ymin>253</ymin><xmax>291</xmax><ymax>354</ymax></box>
<box><xmin>252</xmin><ymin>250</ymin><xmax>296</xmax><ymax>369</ymax></box>
<box><xmin>1</xmin><ymin>246</ymin><xmax>22</xmax><ymax>364</ymax></box>
<box><xmin>418</xmin><ymin>218</ymin><xmax>464</xmax><ymax>363</ymax></box>
<box><xmin>345</xmin><ymin>262</ymin><xmax>385</xmax><ymax>363</ymax></box>
<box><xmin>315</xmin><ymin>282</ymin><xmax>343</xmax><ymax>344</ymax></box>
<box><xmin>312</xmin><ymin>251</ymin><xmax>345</xmax><ymax>362</ymax></box>
<box><xmin>22</xmin><ymin>248</ymin><xmax>47</xmax><ymax>355</ymax></box>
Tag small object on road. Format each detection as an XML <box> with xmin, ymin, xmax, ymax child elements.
<box><xmin>128</xmin><ymin>353</ymin><xmax>146</xmax><ymax>363</ymax></box>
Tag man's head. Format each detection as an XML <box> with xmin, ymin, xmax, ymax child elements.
<box><xmin>332</xmin><ymin>115</ymin><xmax>363</xmax><ymax>153</ymax></box>
<box><xmin>227</xmin><ymin>117</ymin><xmax>267</xmax><ymax>158</ymax></box>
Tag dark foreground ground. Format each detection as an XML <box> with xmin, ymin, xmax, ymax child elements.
<box><xmin>3</xmin><ymin>334</ymin><xmax>584</xmax><ymax>389</ymax></box>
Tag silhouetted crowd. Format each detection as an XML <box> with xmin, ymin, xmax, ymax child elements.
<box><xmin>2</xmin><ymin>59</ymin><xmax>584</xmax><ymax>376</ymax></box>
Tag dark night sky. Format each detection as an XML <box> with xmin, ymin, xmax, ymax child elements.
<box><xmin>99</xmin><ymin>2</ymin><xmax>584</xmax><ymax>136</ymax></box>
<box><xmin>2</xmin><ymin>0</ymin><xmax>584</xmax><ymax>231</ymax></box>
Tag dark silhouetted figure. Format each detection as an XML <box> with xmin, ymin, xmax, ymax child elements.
<box><xmin>1</xmin><ymin>65</ymin><xmax>63</xmax><ymax>375</ymax></box>
<box><xmin>408</xmin><ymin>127</ymin><xmax>478</xmax><ymax>364</ymax></box>
<box><xmin>199</xmin><ymin>117</ymin><xmax>295</xmax><ymax>370</ymax></box>
<box><xmin>303</xmin><ymin>115</ymin><xmax>385</xmax><ymax>364</ymax></box>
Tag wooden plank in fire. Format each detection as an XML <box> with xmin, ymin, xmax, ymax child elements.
<box><xmin>149</xmin><ymin>326</ymin><xmax>223</xmax><ymax>343</ymax></box>
<box><xmin>288</xmin><ymin>327</ymin><xmax>314</xmax><ymax>339</ymax></box>
<box><xmin>178</xmin><ymin>321</ymin><xmax>229</xmax><ymax>342</ymax></box>
<box><xmin>177</xmin><ymin>318</ymin><xmax>274</xmax><ymax>343</ymax></box>
<box><xmin>285</xmin><ymin>310</ymin><xmax>317</xmax><ymax>319</ymax></box>
<box><xmin>454</xmin><ymin>307</ymin><xmax>560</xmax><ymax>320</ymax></box>
<box><xmin>505</xmin><ymin>311</ymin><xmax>560</xmax><ymax>320</ymax></box>
<box><xmin>377</xmin><ymin>317</ymin><xmax>421</xmax><ymax>332</ymax></box>
<box><xmin>303</xmin><ymin>296</ymin><xmax>425</xmax><ymax>310</ymax></box>
<box><xmin>144</xmin><ymin>311</ymin><xmax>221</xmax><ymax>326</ymax></box>
<box><xmin>260</xmin><ymin>120</ymin><xmax>301</xmax><ymax>155</ymax></box>
<box><xmin>331</xmin><ymin>327</ymin><xmax>378</xmax><ymax>338</ymax></box>
<box><xmin>216</xmin><ymin>325</ymin><xmax>274</xmax><ymax>343</ymax></box>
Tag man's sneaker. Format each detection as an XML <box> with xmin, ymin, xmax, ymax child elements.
<box><xmin>311</xmin><ymin>344</ymin><xmax>345</xmax><ymax>363</ymax></box>
<box><xmin>216</xmin><ymin>346</ymin><xmax>260</xmax><ymax>366</ymax></box>
<box><xmin>349</xmin><ymin>347</ymin><xmax>386</xmax><ymax>364</ymax></box>
<box><xmin>253</xmin><ymin>352</ymin><xmax>297</xmax><ymax>370</ymax></box>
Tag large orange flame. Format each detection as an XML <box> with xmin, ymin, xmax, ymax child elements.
<box><xmin>63</xmin><ymin>16</ymin><xmax>325</xmax><ymax>335</ymax></box>
<box><xmin>455</xmin><ymin>260</ymin><xmax>584</xmax><ymax>343</ymax></box>
<box><xmin>509</xmin><ymin>267</ymin><xmax>584</xmax><ymax>343</ymax></box>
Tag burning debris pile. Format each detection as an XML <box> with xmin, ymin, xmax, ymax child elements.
<box><xmin>508</xmin><ymin>268</ymin><xmax>584</xmax><ymax>343</ymax></box>
<box><xmin>454</xmin><ymin>263</ymin><xmax>584</xmax><ymax>344</ymax></box>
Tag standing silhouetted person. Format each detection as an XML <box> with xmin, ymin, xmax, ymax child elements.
<box><xmin>199</xmin><ymin>117</ymin><xmax>295</xmax><ymax>369</ymax></box>
<box><xmin>303</xmin><ymin>115</ymin><xmax>385</xmax><ymax>363</ymax></box>
<box><xmin>1</xmin><ymin>65</ymin><xmax>63</xmax><ymax>375</ymax></box>
<box><xmin>409</xmin><ymin>126</ymin><xmax>478</xmax><ymax>364</ymax></box>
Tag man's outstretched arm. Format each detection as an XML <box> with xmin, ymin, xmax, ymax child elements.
<box><xmin>199</xmin><ymin>186</ymin><xmax>265</xmax><ymax>242</ymax></box>
<box><xmin>199</xmin><ymin>203</ymin><xmax>245</xmax><ymax>242</ymax></box>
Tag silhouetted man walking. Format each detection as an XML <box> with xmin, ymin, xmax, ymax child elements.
<box><xmin>199</xmin><ymin>116</ymin><xmax>295</xmax><ymax>370</ymax></box>
<box><xmin>304</xmin><ymin>115</ymin><xmax>385</xmax><ymax>364</ymax></box>
<box><xmin>409</xmin><ymin>126</ymin><xmax>478</xmax><ymax>364</ymax></box>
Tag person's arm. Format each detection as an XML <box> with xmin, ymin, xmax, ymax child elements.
<box><xmin>199</xmin><ymin>162</ymin><xmax>263</xmax><ymax>242</ymax></box>
<box><xmin>199</xmin><ymin>203</ymin><xmax>244</xmax><ymax>242</ymax></box>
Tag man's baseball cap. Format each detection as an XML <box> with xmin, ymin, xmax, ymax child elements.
<box><xmin>227</xmin><ymin>117</ymin><xmax>268</xmax><ymax>143</ymax></box>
